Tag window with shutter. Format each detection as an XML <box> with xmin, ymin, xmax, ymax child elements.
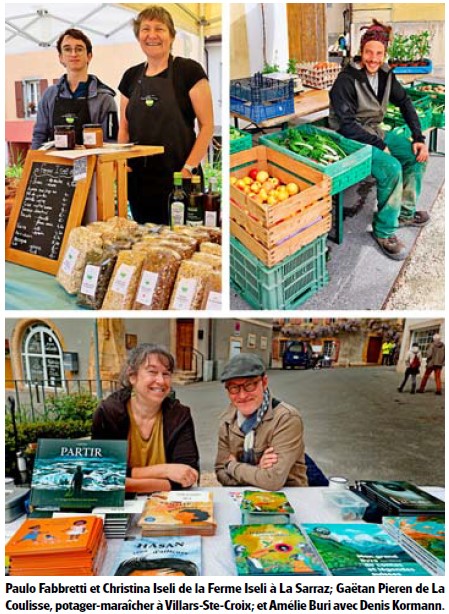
<box><xmin>15</xmin><ymin>81</ymin><xmax>25</xmax><ymax>118</ymax></box>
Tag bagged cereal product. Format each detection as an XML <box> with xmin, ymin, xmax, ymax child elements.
<box><xmin>77</xmin><ymin>247</ymin><xmax>118</xmax><ymax>310</ymax></box>
<box><xmin>56</xmin><ymin>227</ymin><xmax>103</xmax><ymax>295</ymax></box>
<box><xmin>102</xmin><ymin>250</ymin><xmax>146</xmax><ymax>310</ymax></box>
<box><xmin>191</xmin><ymin>252</ymin><xmax>222</xmax><ymax>270</ymax></box>
<box><xmin>133</xmin><ymin>248</ymin><xmax>181</xmax><ymax>310</ymax></box>
<box><xmin>168</xmin><ymin>261</ymin><xmax>212</xmax><ymax>310</ymax></box>
<box><xmin>200</xmin><ymin>271</ymin><xmax>222</xmax><ymax>310</ymax></box>
<box><xmin>199</xmin><ymin>242</ymin><xmax>222</xmax><ymax>257</ymax></box>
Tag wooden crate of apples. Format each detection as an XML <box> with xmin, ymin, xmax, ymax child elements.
<box><xmin>230</xmin><ymin>145</ymin><xmax>332</xmax><ymax>265</ymax></box>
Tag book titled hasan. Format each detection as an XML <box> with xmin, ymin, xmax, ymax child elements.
<box><xmin>240</xmin><ymin>491</ymin><xmax>294</xmax><ymax>524</ymax></box>
<box><xmin>6</xmin><ymin>515</ymin><xmax>106</xmax><ymax>576</ymax></box>
<box><xmin>302</xmin><ymin>522</ymin><xmax>430</xmax><ymax>576</ymax></box>
<box><xmin>111</xmin><ymin>535</ymin><xmax>202</xmax><ymax>576</ymax></box>
<box><xmin>138</xmin><ymin>491</ymin><xmax>216</xmax><ymax>536</ymax></box>
<box><xmin>229</xmin><ymin>523</ymin><xmax>328</xmax><ymax>576</ymax></box>
<box><xmin>30</xmin><ymin>438</ymin><xmax>127</xmax><ymax>512</ymax></box>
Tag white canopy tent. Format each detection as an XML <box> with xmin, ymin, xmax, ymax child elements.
<box><xmin>5</xmin><ymin>3</ymin><xmax>221</xmax><ymax>54</ymax></box>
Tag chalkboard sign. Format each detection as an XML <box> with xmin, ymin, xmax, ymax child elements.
<box><xmin>6</xmin><ymin>151</ymin><xmax>95</xmax><ymax>274</ymax></box>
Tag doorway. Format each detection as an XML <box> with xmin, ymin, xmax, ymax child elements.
<box><xmin>367</xmin><ymin>336</ymin><xmax>383</xmax><ymax>364</ymax></box>
<box><xmin>176</xmin><ymin>319</ymin><xmax>194</xmax><ymax>371</ymax></box>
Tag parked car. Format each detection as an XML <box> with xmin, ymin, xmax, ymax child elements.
<box><xmin>282</xmin><ymin>341</ymin><xmax>315</xmax><ymax>369</ymax></box>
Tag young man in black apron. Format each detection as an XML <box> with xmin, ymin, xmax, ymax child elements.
<box><xmin>32</xmin><ymin>28</ymin><xmax>118</xmax><ymax>150</ymax></box>
<box><xmin>118</xmin><ymin>6</ymin><xmax>214</xmax><ymax>225</ymax></box>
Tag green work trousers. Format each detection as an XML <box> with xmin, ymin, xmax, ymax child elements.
<box><xmin>371</xmin><ymin>132</ymin><xmax>426</xmax><ymax>238</ymax></box>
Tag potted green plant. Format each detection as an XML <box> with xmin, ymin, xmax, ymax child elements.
<box><xmin>5</xmin><ymin>151</ymin><xmax>24</xmax><ymax>225</ymax></box>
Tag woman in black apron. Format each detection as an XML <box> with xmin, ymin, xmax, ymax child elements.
<box><xmin>118</xmin><ymin>6</ymin><xmax>214</xmax><ymax>225</ymax></box>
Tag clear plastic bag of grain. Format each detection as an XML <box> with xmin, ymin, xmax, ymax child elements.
<box><xmin>200</xmin><ymin>271</ymin><xmax>222</xmax><ymax>310</ymax></box>
<box><xmin>199</xmin><ymin>242</ymin><xmax>222</xmax><ymax>257</ymax></box>
<box><xmin>102</xmin><ymin>250</ymin><xmax>146</xmax><ymax>310</ymax></box>
<box><xmin>157</xmin><ymin>240</ymin><xmax>194</xmax><ymax>260</ymax></box>
<box><xmin>197</xmin><ymin>225</ymin><xmax>222</xmax><ymax>244</ymax></box>
<box><xmin>191</xmin><ymin>252</ymin><xmax>222</xmax><ymax>270</ymax></box>
<box><xmin>171</xmin><ymin>226</ymin><xmax>211</xmax><ymax>245</ymax></box>
<box><xmin>133</xmin><ymin>247</ymin><xmax>181</xmax><ymax>310</ymax></box>
<box><xmin>57</xmin><ymin>227</ymin><xmax>103</xmax><ymax>295</ymax></box>
<box><xmin>158</xmin><ymin>231</ymin><xmax>198</xmax><ymax>256</ymax></box>
<box><xmin>168</xmin><ymin>261</ymin><xmax>213</xmax><ymax>310</ymax></box>
<box><xmin>77</xmin><ymin>247</ymin><xmax>118</xmax><ymax>310</ymax></box>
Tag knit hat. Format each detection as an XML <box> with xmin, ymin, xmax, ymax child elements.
<box><xmin>360</xmin><ymin>19</ymin><xmax>392</xmax><ymax>50</ymax></box>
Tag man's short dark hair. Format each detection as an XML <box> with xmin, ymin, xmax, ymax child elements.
<box><xmin>56</xmin><ymin>28</ymin><xmax>93</xmax><ymax>54</ymax></box>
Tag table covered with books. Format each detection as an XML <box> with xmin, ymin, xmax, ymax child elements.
<box><xmin>6</xmin><ymin>486</ymin><xmax>445</xmax><ymax>577</ymax></box>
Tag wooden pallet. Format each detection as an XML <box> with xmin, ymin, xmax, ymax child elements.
<box><xmin>231</xmin><ymin>215</ymin><xmax>332</xmax><ymax>267</ymax></box>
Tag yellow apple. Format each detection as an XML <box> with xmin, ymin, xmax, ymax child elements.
<box><xmin>243</xmin><ymin>176</ymin><xmax>252</xmax><ymax>185</ymax></box>
<box><xmin>236</xmin><ymin>179</ymin><xmax>246</xmax><ymax>190</ymax></box>
<box><xmin>250</xmin><ymin>181</ymin><xmax>262</xmax><ymax>193</ymax></box>
<box><xmin>256</xmin><ymin>170</ymin><xmax>269</xmax><ymax>183</ymax></box>
<box><xmin>230</xmin><ymin>176</ymin><xmax>237</xmax><ymax>185</ymax></box>
<box><xmin>267</xmin><ymin>194</ymin><xmax>278</xmax><ymax>206</ymax></box>
<box><xmin>286</xmin><ymin>182</ymin><xmax>299</xmax><ymax>195</ymax></box>
<box><xmin>268</xmin><ymin>177</ymin><xmax>280</xmax><ymax>188</ymax></box>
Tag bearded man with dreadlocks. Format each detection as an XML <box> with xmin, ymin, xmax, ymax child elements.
<box><xmin>329</xmin><ymin>20</ymin><xmax>429</xmax><ymax>260</ymax></box>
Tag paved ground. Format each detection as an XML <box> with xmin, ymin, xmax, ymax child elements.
<box><xmin>230</xmin><ymin>130</ymin><xmax>445</xmax><ymax>310</ymax></box>
<box><xmin>173</xmin><ymin>367</ymin><xmax>445</xmax><ymax>487</ymax></box>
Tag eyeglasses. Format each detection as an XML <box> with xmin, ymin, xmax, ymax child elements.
<box><xmin>226</xmin><ymin>378</ymin><xmax>262</xmax><ymax>395</ymax></box>
<box><xmin>61</xmin><ymin>46</ymin><xmax>87</xmax><ymax>56</ymax></box>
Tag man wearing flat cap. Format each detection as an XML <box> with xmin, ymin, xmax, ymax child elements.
<box><xmin>329</xmin><ymin>19</ymin><xmax>429</xmax><ymax>261</ymax></box>
<box><xmin>215</xmin><ymin>353</ymin><xmax>308</xmax><ymax>490</ymax></box>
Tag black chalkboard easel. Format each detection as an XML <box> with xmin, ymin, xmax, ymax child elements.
<box><xmin>6</xmin><ymin>151</ymin><xmax>95</xmax><ymax>274</ymax></box>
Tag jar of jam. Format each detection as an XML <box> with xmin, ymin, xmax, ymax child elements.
<box><xmin>83</xmin><ymin>124</ymin><xmax>103</xmax><ymax>149</ymax></box>
<box><xmin>54</xmin><ymin>125</ymin><xmax>76</xmax><ymax>150</ymax></box>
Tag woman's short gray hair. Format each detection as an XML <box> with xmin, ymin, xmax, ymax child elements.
<box><xmin>132</xmin><ymin>6</ymin><xmax>176</xmax><ymax>40</ymax></box>
<box><xmin>120</xmin><ymin>343</ymin><xmax>175</xmax><ymax>388</ymax></box>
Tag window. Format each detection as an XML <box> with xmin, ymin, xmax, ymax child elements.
<box><xmin>23</xmin><ymin>79</ymin><xmax>40</xmax><ymax>118</ymax></box>
<box><xmin>411</xmin><ymin>326</ymin><xmax>440</xmax><ymax>355</ymax></box>
<box><xmin>323</xmin><ymin>340</ymin><xmax>335</xmax><ymax>357</ymax></box>
<box><xmin>22</xmin><ymin>324</ymin><xmax>65</xmax><ymax>387</ymax></box>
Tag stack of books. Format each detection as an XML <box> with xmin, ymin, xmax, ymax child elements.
<box><xmin>6</xmin><ymin>516</ymin><xmax>106</xmax><ymax>576</ymax></box>
<box><xmin>383</xmin><ymin>515</ymin><xmax>445</xmax><ymax>575</ymax></box>
<box><xmin>302</xmin><ymin>522</ymin><xmax>430</xmax><ymax>576</ymax></box>
<box><xmin>111</xmin><ymin>535</ymin><xmax>202</xmax><ymax>576</ymax></box>
<box><xmin>30</xmin><ymin>438</ymin><xmax>128</xmax><ymax>515</ymax></box>
<box><xmin>229</xmin><ymin>523</ymin><xmax>328</xmax><ymax>576</ymax></box>
<box><xmin>240</xmin><ymin>491</ymin><xmax>294</xmax><ymax>524</ymax></box>
<box><xmin>138</xmin><ymin>491</ymin><xmax>216</xmax><ymax>536</ymax></box>
<box><xmin>356</xmin><ymin>480</ymin><xmax>445</xmax><ymax>517</ymax></box>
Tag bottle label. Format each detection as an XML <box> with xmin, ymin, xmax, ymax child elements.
<box><xmin>83</xmin><ymin>132</ymin><xmax>97</xmax><ymax>146</ymax></box>
<box><xmin>111</xmin><ymin>264</ymin><xmax>134</xmax><ymax>295</ymax></box>
<box><xmin>170</xmin><ymin>201</ymin><xmax>185</xmax><ymax>226</ymax></box>
<box><xmin>172</xmin><ymin>278</ymin><xmax>197</xmax><ymax>310</ymax></box>
<box><xmin>136</xmin><ymin>271</ymin><xmax>159</xmax><ymax>306</ymax></box>
<box><xmin>204</xmin><ymin>211</ymin><xmax>218</xmax><ymax>227</ymax></box>
<box><xmin>80</xmin><ymin>264</ymin><xmax>101</xmax><ymax>297</ymax></box>
<box><xmin>205</xmin><ymin>291</ymin><xmax>222</xmax><ymax>310</ymax></box>
<box><xmin>61</xmin><ymin>246</ymin><xmax>79</xmax><ymax>275</ymax></box>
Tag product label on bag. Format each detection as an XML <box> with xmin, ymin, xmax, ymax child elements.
<box><xmin>135</xmin><ymin>271</ymin><xmax>159</xmax><ymax>306</ymax></box>
<box><xmin>80</xmin><ymin>265</ymin><xmax>101</xmax><ymax>297</ymax></box>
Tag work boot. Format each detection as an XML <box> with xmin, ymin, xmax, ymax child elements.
<box><xmin>435</xmin><ymin>391</ymin><xmax>442</xmax><ymax>395</ymax></box>
<box><xmin>411</xmin><ymin>385</ymin><xmax>416</xmax><ymax>394</ymax></box>
<box><xmin>398</xmin><ymin>211</ymin><xmax>430</xmax><ymax>227</ymax></box>
<box><xmin>372</xmin><ymin>233</ymin><xmax>408</xmax><ymax>260</ymax></box>
<box><xmin>416</xmin><ymin>389</ymin><xmax>424</xmax><ymax>393</ymax></box>
<box><xmin>397</xmin><ymin>387</ymin><xmax>403</xmax><ymax>393</ymax></box>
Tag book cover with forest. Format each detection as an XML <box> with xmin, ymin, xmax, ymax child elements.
<box><xmin>30</xmin><ymin>438</ymin><xmax>127</xmax><ymax>511</ymax></box>
<box><xmin>241</xmin><ymin>491</ymin><xmax>294</xmax><ymax>524</ymax></box>
<box><xmin>359</xmin><ymin>481</ymin><xmax>445</xmax><ymax>514</ymax></box>
<box><xmin>302</xmin><ymin>523</ymin><xmax>430</xmax><ymax>576</ymax></box>
<box><xmin>111</xmin><ymin>535</ymin><xmax>202</xmax><ymax>576</ymax></box>
<box><xmin>230</xmin><ymin>523</ymin><xmax>328</xmax><ymax>576</ymax></box>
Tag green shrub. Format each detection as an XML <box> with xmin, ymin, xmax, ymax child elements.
<box><xmin>42</xmin><ymin>393</ymin><xmax>98</xmax><ymax>422</ymax></box>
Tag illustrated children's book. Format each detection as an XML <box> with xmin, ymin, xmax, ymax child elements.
<box><xmin>138</xmin><ymin>491</ymin><xmax>216</xmax><ymax>536</ymax></box>
<box><xmin>6</xmin><ymin>515</ymin><xmax>106</xmax><ymax>576</ymax></box>
<box><xmin>111</xmin><ymin>535</ymin><xmax>202</xmax><ymax>576</ymax></box>
<box><xmin>30</xmin><ymin>438</ymin><xmax>127</xmax><ymax>511</ymax></box>
<box><xmin>229</xmin><ymin>523</ymin><xmax>328</xmax><ymax>576</ymax></box>
<box><xmin>240</xmin><ymin>491</ymin><xmax>294</xmax><ymax>524</ymax></box>
<box><xmin>357</xmin><ymin>481</ymin><xmax>445</xmax><ymax>516</ymax></box>
<box><xmin>302</xmin><ymin>523</ymin><xmax>430</xmax><ymax>576</ymax></box>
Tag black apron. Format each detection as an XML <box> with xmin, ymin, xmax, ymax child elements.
<box><xmin>126</xmin><ymin>56</ymin><xmax>196</xmax><ymax>224</ymax></box>
<box><xmin>52</xmin><ymin>79</ymin><xmax>91</xmax><ymax>145</ymax></box>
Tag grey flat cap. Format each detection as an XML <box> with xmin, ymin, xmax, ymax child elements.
<box><xmin>221</xmin><ymin>353</ymin><xmax>266</xmax><ymax>382</ymax></box>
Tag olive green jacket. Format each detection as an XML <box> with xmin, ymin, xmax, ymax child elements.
<box><xmin>215</xmin><ymin>398</ymin><xmax>308</xmax><ymax>490</ymax></box>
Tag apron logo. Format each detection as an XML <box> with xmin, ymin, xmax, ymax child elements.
<box><xmin>142</xmin><ymin>95</ymin><xmax>158</xmax><ymax>108</ymax></box>
<box><xmin>64</xmin><ymin>116</ymin><xmax>76</xmax><ymax>124</ymax></box>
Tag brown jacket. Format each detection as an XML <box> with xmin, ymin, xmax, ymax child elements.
<box><xmin>215</xmin><ymin>397</ymin><xmax>308</xmax><ymax>490</ymax></box>
<box><xmin>426</xmin><ymin>341</ymin><xmax>445</xmax><ymax>368</ymax></box>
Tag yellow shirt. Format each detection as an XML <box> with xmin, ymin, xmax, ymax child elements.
<box><xmin>127</xmin><ymin>401</ymin><xmax>166</xmax><ymax>469</ymax></box>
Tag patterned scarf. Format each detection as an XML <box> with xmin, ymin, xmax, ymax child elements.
<box><xmin>237</xmin><ymin>389</ymin><xmax>271</xmax><ymax>465</ymax></box>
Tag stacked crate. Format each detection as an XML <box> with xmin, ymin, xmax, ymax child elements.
<box><xmin>230</xmin><ymin>73</ymin><xmax>295</xmax><ymax>123</ymax></box>
<box><xmin>230</xmin><ymin>145</ymin><xmax>331</xmax><ymax>309</ymax></box>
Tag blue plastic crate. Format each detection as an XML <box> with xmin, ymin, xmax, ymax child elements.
<box><xmin>231</xmin><ymin>96</ymin><xmax>295</xmax><ymax>124</ymax></box>
<box><xmin>230</xmin><ymin>73</ymin><xmax>294</xmax><ymax>104</ymax></box>
<box><xmin>391</xmin><ymin>59</ymin><xmax>433</xmax><ymax>74</ymax></box>
<box><xmin>230</xmin><ymin>234</ymin><xmax>328</xmax><ymax>310</ymax></box>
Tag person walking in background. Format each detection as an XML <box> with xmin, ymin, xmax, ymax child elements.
<box><xmin>382</xmin><ymin>340</ymin><xmax>391</xmax><ymax>365</ymax></box>
<box><xmin>417</xmin><ymin>334</ymin><xmax>445</xmax><ymax>395</ymax></box>
<box><xmin>398</xmin><ymin>344</ymin><xmax>422</xmax><ymax>394</ymax></box>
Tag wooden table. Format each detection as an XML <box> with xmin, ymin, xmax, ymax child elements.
<box><xmin>231</xmin><ymin>88</ymin><xmax>329</xmax><ymax>131</ymax></box>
